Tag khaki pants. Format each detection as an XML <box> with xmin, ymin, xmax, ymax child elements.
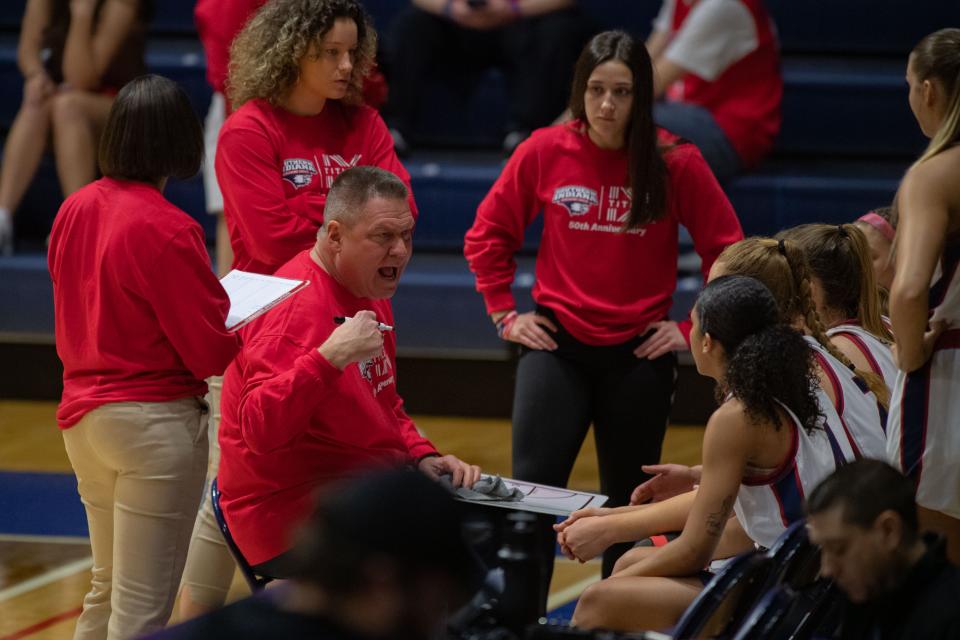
<box><xmin>179</xmin><ymin>376</ymin><xmax>237</xmax><ymax>609</ymax></box>
<box><xmin>63</xmin><ymin>397</ymin><xmax>209</xmax><ymax>640</ymax></box>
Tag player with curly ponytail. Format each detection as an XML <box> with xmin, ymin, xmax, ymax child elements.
<box><xmin>564</xmin><ymin>276</ymin><xmax>847</xmax><ymax>632</ymax></box>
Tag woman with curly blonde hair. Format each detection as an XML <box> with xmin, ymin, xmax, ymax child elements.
<box><xmin>216</xmin><ymin>0</ymin><xmax>415</xmax><ymax>276</ymax></box>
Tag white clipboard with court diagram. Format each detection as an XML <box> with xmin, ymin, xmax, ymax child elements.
<box><xmin>455</xmin><ymin>476</ymin><xmax>608</xmax><ymax>517</ymax></box>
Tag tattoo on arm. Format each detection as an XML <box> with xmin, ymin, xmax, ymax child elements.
<box><xmin>705</xmin><ymin>495</ymin><xmax>735</xmax><ymax>538</ymax></box>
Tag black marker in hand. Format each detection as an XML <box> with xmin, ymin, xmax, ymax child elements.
<box><xmin>333</xmin><ymin>316</ymin><xmax>394</xmax><ymax>332</ymax></box>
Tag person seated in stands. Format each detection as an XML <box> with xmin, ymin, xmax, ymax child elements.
<box><xmin>806</xmin><ymin>459</ymin><xmax>960</xmax><ymax>640</ymax></box>
<box><xmin>217</xmin><ymin>166</ymin><xmax>481</xmax><ymax>580</ymax></box>
<box><xmin>0</xmin><ymin>0</ymin><xmax>150</xmax><ymax>254</ymax></box>
<box><xmin>383</xmin><ymin>0</ymin><xmax>592</xmax><ymax>156</ymax></box>
<box><xmin>567</xmin><ymin>275</ymin><xmax>844</xmax><ymax>632</ymax></box>
<box><xmin>778</xmin><ymin>223</ymin><xmax>896</xmax><ymax>393</ymax></box>
<box><xmin>854</xmin><ymin>206</ymin><xmax>896</xmax><ymax>294</ymax></box>
<box><xmin>646</xmin><ymin>0</ymin><xmax>782</xmax><ymax>182</ymax></box>
<box><xmin>153</xmin><ymin>468</ymin><xmax>485</xmax><ymax>640</ymax></box>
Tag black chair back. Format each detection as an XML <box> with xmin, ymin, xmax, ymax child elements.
<box><xmin>672</xmin><ymin>552</ymin><xmax>774</xmax><ymax>639</ymax></box>
<box><xmin>210</xmin><ymin>477</ymin><xmax>273</xmax><ymax>592</ymax></box>
<box><xmin>764</xmin><ymin>520</ymin><xmax>822</xmax><ymax>591</ymax></box>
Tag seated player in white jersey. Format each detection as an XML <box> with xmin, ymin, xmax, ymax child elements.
<box><xmin>778</xmin><ymin>223</ymin><xmax>897</xmax><ymax>393</ymax></box>
<box><xmin>887</xmin><ymin>27</ymin><xmax>960</xmax><ymax>563</ymax></box>
<box><xmin>714</xmin><ymin>237</ymin><xmax>888</xmax><ymax>460</ymax></box>
<box><xmin>565</xmin><ymin>275</ymin><xmax>847</xmax><ymax>632</ymax></box>
<box><xmin>551</xmin><ymin>238</ymin><xmax>868</xmax><ymax>580</ymax></box>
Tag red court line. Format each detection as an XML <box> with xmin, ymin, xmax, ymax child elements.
<box><xmin>0</xmin><ymin>606</ymin><xmax>82</xmax><ymax>640</ymax></box>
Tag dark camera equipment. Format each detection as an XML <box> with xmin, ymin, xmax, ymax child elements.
<box><xmin>449</xmin><ymin>511</ymin><xmax>539</xmax><ymax>640</ymax></box>
<box><xmin>449</xmin><ymin>510</ymin><xmax>661</xmax><ymax>640</ymax></box>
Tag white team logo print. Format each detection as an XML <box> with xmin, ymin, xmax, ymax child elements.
<box><xmin>281</xmin><ymin>158</ymin><xmax>318</xmax><ymax>189</ymax></box>
<box><xmin>358</xmin><ymin>358</ymin><xmax>374</xmax><ymax>382</ymax></box>
<box><xmin>552</xmin><ymin>186</ymin><xmax>599</xmax><ymax>216</ymax></box>
<box><xmin>358</xmin><ymin>353</ymin><xmax>395</xmax><ymax>396</ymax></box>
<box><xmin>321</xmin><ymin>154</ymin><xmax>362</xmax><ymax>188</ymax></box>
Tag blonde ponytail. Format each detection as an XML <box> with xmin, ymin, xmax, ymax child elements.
<box><xmin>912</xmin><ymin>28</ymin><xmax>960</xmax><ymax>164</ymax></box>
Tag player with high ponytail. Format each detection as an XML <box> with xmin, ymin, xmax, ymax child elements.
<box><xmin>887</xmin><ymin>27</ymin><xmax>960</xmax><ymax>562</ymax></box>
<box><xmin>711</xmin><ymin>237</ymin><xmax>888</xmax><ymax>459</ymax></box>
<box><xmin>778</xmin><ymin>223</ymin><xmax>897</xmax><ymax>392</ymax></box>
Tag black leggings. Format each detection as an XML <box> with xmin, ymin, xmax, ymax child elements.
<box><xmin>511</xmin><ymin>309</ymin><xmax>677</xmax><ymax>611</ymax></box>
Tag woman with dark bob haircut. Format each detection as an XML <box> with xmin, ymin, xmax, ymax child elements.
<box><xmin>216</xmin><ymin>0</ymin><xmax>415</xmax><ymax>276</ymax></box>
<box><xmin>464</xmin><ymin>30</ymin><xmax>743</xmax><ymax>608</ymax></box>
<box><xmin>48</xmin><ymin>74</ymin><xmax>241</xmax><ymax>639</ymax></box>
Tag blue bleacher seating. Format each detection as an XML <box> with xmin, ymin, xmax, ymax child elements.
<box><xmin>766</xmin><ymin>0</ymin><xmax>959</xmax><ymax>56</ymax></box>
<box><xmin>0</xmin><ymin>0</ymin><xmax>944</xmax><ymax>360</ymax></box>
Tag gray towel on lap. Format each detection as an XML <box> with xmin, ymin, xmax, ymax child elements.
<box><xmin>440</xmin><ymin>474</ymin><xmax>525</xmax><ymax>502</ymax></box>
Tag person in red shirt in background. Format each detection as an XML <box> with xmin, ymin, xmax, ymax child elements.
<box><xmin>464</xmin><ymin>30</ymin><xmax>742</xmax><ymax>612</ymax></box>
<box><xmin>216</xmin><ymin>0</ymin><xmax>415</xmax><ymax>277</ymax></box>
<box><xmin>47</xmin><ymin>75</ymin><xmax>241</xmax><ymax>640</ymax></box>
<box><xmin>646</xmin><ymin>0</ymin><xmax>782</xmax><ymax>182</ymax></box>
<box><xmin>218</xmin><ymin>166</ymin><xmax>480</xmax><ymax>579</ymax></box>
<box><xmin>194</xmin><ymin>0</ymin><xmax>266</xmax><ymax>277</ymax></box>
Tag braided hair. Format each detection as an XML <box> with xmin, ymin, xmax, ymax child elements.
<box><xmin>716</xmin><ymin>237</ymin><xmax>890</xmax><ymax>408</ymax></box>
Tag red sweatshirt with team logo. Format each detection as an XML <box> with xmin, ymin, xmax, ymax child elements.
<box><xmin>216</xmin><ymin>99</ymin><xmax>416</xmax><ymax>275</ymax></box>
<box><xmin>464</xmin><ymin>120</ymin><xmax>743</xmax><ymax>346</ymax></box>
<box><xmin>217</xmin><ymin>250</ymin><xmax>438</xmax><ymax>565</ymax></box>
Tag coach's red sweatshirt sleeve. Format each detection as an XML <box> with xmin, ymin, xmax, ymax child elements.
<box><xmin>146</xmin><ymin>225</ymin><xmax>241</xmax><ymax>378</ymax></box>
<box><xmin>392</xmin><ymin>392</ymin><xmax>439</xmax><ymax>461</ymax></box>
<box><xmin>672</xmin><ymin>146</ymin><xmax>744</xmax><ymax>341</ymax></box>
<box><xmin>234</xmin><ymin>335</ymin><xmax>342</xmax><ymax>455</ymax></box>
<box><xmin>464</xmin><ymin>138</ymin><xmax>543</xmax><ymax>314</ymax></box>
<box><xmin>216</xmin><ymin>124</ymin><xmax>321</xmax><ymax>266</ymax></box>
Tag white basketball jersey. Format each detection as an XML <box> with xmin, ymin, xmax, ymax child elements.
<box><xmin>804</xmin><ymin>336</ymin><xmax>887</xmax><ymax>459</ymax></box>
<box><xmin>887</xmin><ymin>240</ymin><xmax>960</xmax><ymax>517</ymax></box>
<box><xmin>735</xmin><ymin>402</ymin><xmax>846</xmax><ymax>549</ymax></box>
<box><xmin>826</xmin><ymin>323</ymin><xmax>897</xmax><ymax>394</ymax></box>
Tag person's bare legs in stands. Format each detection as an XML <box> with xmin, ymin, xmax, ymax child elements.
<box><xmin>51</xmin><ymin>90</ymin><xmax>114</xmax><ymax>196</ymax></box>
<box><xmin>0</xmin><ymin>78</ymin><xmax>56</xmax><ymax>254</ymax></box>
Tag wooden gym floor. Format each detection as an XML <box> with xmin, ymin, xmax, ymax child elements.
<box><xmin>0</xmin><ymin>400</ymin><xmax>705</xmax><ymax>639</ymax></box>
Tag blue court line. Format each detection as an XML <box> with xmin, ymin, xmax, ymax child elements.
<box><xmin>545</xmin><ymin>599</ymin><xmax>578</xmax><ymax>624</ymax></box>
<box><xmin>0</xmin><ymin>471</ymin><xmax>88</xmax><ymax>537</ymax></box>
